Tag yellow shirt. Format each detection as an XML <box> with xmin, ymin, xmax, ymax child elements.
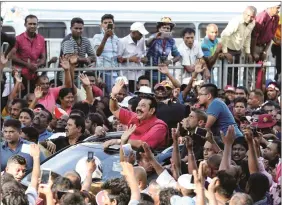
<box><xmin>274</xmin><ymin>20</ymin><xmax>281</xmax><ymax>45</ymax></box>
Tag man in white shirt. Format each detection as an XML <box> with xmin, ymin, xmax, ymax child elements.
<box><xmin>221</xmin><ymin>6</ymin><xmax>257</xmax><ymax>87</ymax></box>
<box><xmin>177</xmin><ymin>28</ymin><xmax>209</xmax><ymax>83</ymax></box>
<box><xmin>117</xmin><ymin>22</ymin><xmax>148</xmax><ymax>92</ymax></box>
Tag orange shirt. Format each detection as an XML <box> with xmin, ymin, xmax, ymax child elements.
<box><xmin>274</xmin><ymin>20</ymin><xmax>281</xmax><ymax>45</ymax></box>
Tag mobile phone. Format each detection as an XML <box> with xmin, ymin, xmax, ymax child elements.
<box><xmin>122</xmin><ymin>144</ymin><xmax>132</xmax><ymax>157</ymax></box>
<box><xmin>88</xmin><ymin>151</ymin><xmax>94</xmax><ymax>161</ymax></box>
<box><xmin>250</xmin><ymin>126</ymin><xmax>258</xmax><ymax>137</ymax></box>
<box><xmin>41</xmin><ymin>169</ymin><xmax>51</xmax><ymax>184</ymax></box>
<box><xmin>160</xmin><ymin>32</ymin><xmax>172</xmax><ymax>39</ymax></box>
<box><xmin>195</xmin><ymin>127</ymin><xmax>207</xmax><ymax>138</ymax></box>
<box><xmin>107</xmin><ymin>23</ymin><xmax>113</xmax><ymax>30</ymax></box>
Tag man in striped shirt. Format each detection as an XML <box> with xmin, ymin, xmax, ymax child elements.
<box><xmin>60</xmin><ymin>17</ymin><xmax>95</xmax><ymax>68</ymax></box>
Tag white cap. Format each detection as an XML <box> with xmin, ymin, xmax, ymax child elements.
<box><xmin>134</xmin><ymin>86</ymin><xmax>154</xmax><ymax>95</ymax></box>
<box><xmin>115</xmin><ymin>76</ymin><xmax>129</xmax><ymax>85</ymax></box>
<box><xmin>118</xmin><ymin>96</ymin><xmax>133</xmax><ymax>108</ymax></box>
<box><xmin>130</xmin><ymin>22</ymin><xmax>149</xmax><ymax>35</ymax></box>
<box><xmin>75</xmin><ymin>156</ymin><xmax>103</xmax><ymax>182</ymax></box>
<box><xmin>177</xmin><ymin>174</ymin><xmax>195</xmax><ymax>190</ymax></box>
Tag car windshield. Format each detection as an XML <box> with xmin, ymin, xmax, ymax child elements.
<box><xmin>21</xmin><ymin>142</ymin><xmax>121</xmax><ymax>187</ymax></box>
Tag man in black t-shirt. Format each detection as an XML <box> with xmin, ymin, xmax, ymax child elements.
<box><xmin>40</xmin><ymin>115</ymin><xmax>87</xmax><ymax>153</ymax></box>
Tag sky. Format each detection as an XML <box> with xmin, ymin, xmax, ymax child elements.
<box><xmin>1</xmin><ymin>1</ymin><xmax>278</xmax><ymax>14</ymax></box>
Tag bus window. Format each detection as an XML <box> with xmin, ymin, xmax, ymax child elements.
<box><xmin>198</xmin><ymin>23</ymin><xmax>227</xmax><ymax>39</ymax></box>
<box><xmin>83</xmin><ymin>26</ymin><xmax>101</xmax><ymax>38</ymax></box>
<box><xmin>113</xmin><ymin>22</ymin><xmax>132</xmax><ymax>38</ymax></box>
<box><xmin>38</xmin><ymin>22</ymin><xmax>66</xmax><ymax>38</ymax></box>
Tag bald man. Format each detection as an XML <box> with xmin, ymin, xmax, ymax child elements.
<box><xmin>201</xmin><ymin>24</ymin><xmax>222</xmax><ymax>69</ymax></box>
<box><xmin>230</xmin><ymin>193</ymin><xmax>253</xmax><ymax>205</ymax></box>
<box><xmin>134</xmin><ymin>166</ymin><xmax>148</xmax><ymax>192</ymax></box>
<box><xmin>148</xmin><ymin>180</ymin><xmax>162</xmax><ymax>205</ymax></box>
<box><xmin>221</xmin><ymin>6</ymin><xmax>257</xmax><ymax>87</ymax></box>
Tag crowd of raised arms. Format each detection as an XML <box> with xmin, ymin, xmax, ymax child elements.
<box><xmin>0</xmin><ymin>2</ymin><xmax>281</xmax><ymax>205</ymax></box>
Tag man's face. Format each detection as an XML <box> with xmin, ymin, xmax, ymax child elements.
<box><xmin>138</xmin><ymin>157</ymin><xmax>153</xmax><ymax>173</ymax></box>
<box><xmin>267</xmin><ymin>89</ymin><xmax>278</xmax><ymax>100</ymax></box>
<box><xmin>243</xmin><ymin>9</ymin><xmax>256</xmax><ymax>24</ymax></box>
<box><xmin>225</xmin><ymin>91</ymin><xmax>235</xmax><ymax>102</ymax></box>
<box><xmin>37</xmin><ymin>77</ymin><xmax>50</xmax><ymax>95</ymax></box>
<box><xmin>3</xmin><ymin>126</ymin><xmax>20</xmax><ymax>144</ymax></box>
<box><xmin>136</xmin><ymin>99</ymin><xmax>154</xmax><ymax>121</ymax></box>
<box><xmin>183</xmin><ymin>32</ymin><xmax>195</xmax><ymax>48</ymax></box>
<box><xmin>19</xmin><ymin>112</ymin><xmax>33</xmax><ymax>127</ymax></box>
<box><xmin>25</xmin><ymin>17</ymin><xmax>38</xmax><ymax>33</ymax></box>
<box><xmin>26</xmin><ymin>94</ymin><xmax>35</xmax><ymax>106</ymax></box>
<box><xmin>187</xmin><ymin>111</ymin><xmax>199</xmax><ymax>130</ymax></box>
<box><xmin>197</xmin><ymin>87</ymin><xmax>209</xmax><ymax>106</ymax></box>
<box><xmin>10</xmin><ymin>103</ymin><xmax>22</xmax><ymax>119</ymax></box>
<box><xmin>270</xmin><ymin>6</ymin><xmax>280</xmax><ymax>16</ymax></box>
<box><xmin>159</xmin><ymin>24</ymin><xmax>171</xmax><ymax>32</ymax></box>
<box><xmin>263</xmin><ymin>105</ymin><xmax>275</xmax><ymax>115</ymax></box>
<box><xmin>233</xmin><ymin>102</ymin><xmax>246</xmax><ymax>117</ymax></box>
<box><xmin>137</xmin><ymin>79</ymin><xmax>150</xmax><ymax>90</ymax></box>
<box><xmin>247</xmin><ymin>92</ymin><xmax>259</xmax><ymax>109</ymax></box>
<box><xmin>66</xmin><ymin>119</ymin><xmax>80</xmax><ymax>138</ymax></box>
<box><xmin>6</xmin><ymin>163</ymin><xmax>27</xmax><ymax>182</ymax></box>
<box><xmin>206</xmin><ymin>25</ymin><xmax>218</xmax><ymax>41</ymax></box>
<box><xmin>101</xmin><ymin>18</ymin><xmax>114</xmax><ymax>32</ymax></box>
<box><xmin>232</xmin><ymin>144</ymin><xmax>247</xmax><ymax>162</ymax></box>
<box><xmin>203</xmin><ymin>141</ymin><xmax>215</xmax><ymax>160</ymax></box>
<box><xmin>33</xmin><ymin>110</ymin><xmax>49</xmax><ymax>130</ymax></box>
<box><xmin>56</xmin><ymin>115</ymin><xmax>69</xmax><ymax>129</ymax></box>
<box><xmin>71</xmin><ymin>23</ymin><xmax>84</xmax><ymax>38</ymax></box>
<box><xmin>263</xmin><ymin>142</ymin><xmax>279</xmax><ymax>161</ymax></box>
<box><xmin>132</xmin><ymin>31</ymin><xmax>143</xmax><ymax>41</ymax></box>
<box><xmin>154</xmin><ymin>87</ymin><xmax>167</xmax><ymax>99</ymax></box>
<box><xmin>116</xmin><ymin>88</ymin><xmax>127</xmax><ymax>103</ymax></box>
<box><xmin>235</xmin><ymin>88</ymin><xmax>247</xmax><ymax>99</ymax></box>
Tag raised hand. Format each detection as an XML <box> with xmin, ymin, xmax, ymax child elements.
<box><xmin>79</xmin><ymin>73</ymin><xmax>91</xmax><ymax>86</ymax></box>
<box><xmin>111</xmin><ymin>80</ymin><xmax>125</xmax><ymax>96</ymax></box>
<box><xmin>30</xmin><ymin>144</ymin><xmax>40</xmax><ymax>158</ymax></box>
<box><xmin>34</xmin><ymin>86</ymin><xmax>43</xmax><ymax>99</ymax></box>
<box><xmin>0</xmin><ymin>54</ymin><xmax>8</xmax><ymax>67</ymax></box>
<box><xmin>121</xmin><ymin>124</ymin><xmax>137</xmax><ymax>144</ymax></box>
<box><xmin>243</xmin><ymin>127</ymin><xmax>254</xmax><ymax>142</ymax></box>
<box><xmin>221</xmin><ymin>125</ymin><xmax>235</xmax><ymax>145</ymax></box>
<box><xmin>185</xmin><ymin>136</ymin><xmax>193</xmax><ymax>151</ymax></box>
<box><xmin>69</xmin><ymin>54</ymin><xmax>78</xmax><ymax>65</ymax></box>
<box><xmin>171</xmin><ymin>123</ymin><xmax>180</xmax><ymax>142</ymax></box>
<box><xmin>141</xmin><ymin>142</ymin><xmax>154</xmax><ymax>162</ymax></box>
<box><xmin>86</xmin><ymin>158</ymin><xmax>97</xmax><ymax>174</ymax></box>
<box><xmin>158</xmin><ymin>63</ymin><xmax>169</xmax><ymax>75</ymax></box>
<box><xmin>14</xmin><ymin>71</ymin><xmax>22</xmax><ymax>83</ymax></box>
<box><xmin>120</xmin><ymin>161</ymin><xmax>135</xmax><ymax>177</ymax></box>
<box><xmin>60</xmin><ymin>56</ymin><xmax>70</xmax><ymax>70</ymax></box>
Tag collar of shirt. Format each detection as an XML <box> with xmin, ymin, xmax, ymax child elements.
<box><xmin>39</xmin><ymin>130</ymin><xmax>52</xmax><ymax>139</ymax></box>
<box><xmin>204</xmin><ymin>36</ymin><xmax>219</xmax><ymax>45</ymax></box>
<box><xmin>182</xmin><ymin>41</ymin><xmax>197</xmax><ymax>50</ymax></box>
<box><xmin>2</xmin><ymin>137</ymin><xmax>24</xmax><ymax>150</ymax></box>
<box><xmin>23</xmin><ymin>31</ymin><xmax>38</xmax><ymax>40</ymax></box>
<box><xmin>126</xmin><ymin>34</ymin><xmax>140</xmax><ymax>45</ymax></box>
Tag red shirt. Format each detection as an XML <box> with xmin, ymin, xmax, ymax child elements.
<box><xmin>14</xmin><ymin>32</ymin><xmax>46</xmax><ymax>80</ymax></box>
<box><xmin>92</xmin><ymin>85</ymin><xmax>103</xmax><ymax>97</ymax></box>
<box><xmin>252</xmin><ymin>11</ymin><xmax>279</xmax><ymax>45</ymax></box>
<box><xmin>119</xmin><ymin>108</ymin><xmax>168</xmax><ymax>149</ymax></box>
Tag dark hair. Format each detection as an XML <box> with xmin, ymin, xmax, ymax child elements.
<box><xmin>71</xmin><ymin>17</ymin><xmax>84</xmax><ymax>27</ymax></box>
<box><xmin>50</xmin><ymin>79</ymin><xmax>63</xmax><ymax>87</ymax></box>
<box><xmin>36</xmin><ymin>75</ymin><xmax>49</xmax><ymax>85</ymax></box>
<box><xmin>138</xmin><ymin>75</ymin><xmax>150</xmax><ymax>84</ymax></box>
<box><xmin>70</xmin><ymin>109</ymin><xmax>86</xmax><ymax>119</ymax></box>
<box><xmin>60</xmin><ymin>191</ymin><xmax>85</xmax><ymax>205</ymax></box>
<box><xmin>19</xmin><ymin>108</ymin><xmax>35</xmax><ymax>120</ymax></box>
<box><xmin>139</xmin><ymin>193</ymin><xmax>154</xmax><ymax>205</ymax></box>
<box><xmin>87</xmin><ymin>113</ymin><xmax>104</xmax><ymax>126</ymax></box>
<box><xmin>52</xmin><ymin>176</ymin><xmax>73</xmax><ymax>192</ymax></box>
<box><xmin>247</xmin><ymin>173</ymin><xmax>269</xmax><ymax>200</ymax></box>
<box><xmin>7</xmin><ymin>155</ymin><xmax>27</xmax><ymax>166</ymax></box>
<box><xmin>272</xmin><ymin>140</ymin><xmax>281</xmax><ymax>157</ymax></box>
<box><xmin>236</xmin><ymin>86</ymin><xmax>249</xmax><ymax>96</ymax></box>
<box><xmin>101</xmin><ymin>178</ymin><xmax>131</xmax><ymax>205</ymax></box>
<box><xmin>181</xmin><ymin>27</ymin><xmax>196</xmax><ymax>37</ymax></box>
<box><xmin>262</xmin><ymin>100</ymin><xmax>281</xmax><ymax>110</ymax></box>
<box><xmin>156</xmin><ymin>23</ymin><xmax>173</xmax><ymax>32</ymax></box>
<box><xmin>216</xmin><ymin>170</ymin><xmax>237</xmax><ymax>198</ymax></box>
<box><xmin>159</xmin><ymin>188</ymin><xmax>182</xmax><ymax>205</ymax></box>
<box><xmin>2</xmin><ymin>181</ymin><xmax>28</xmax><ymax>205</ymax></box>
<box><xmin>83</xmin><ymin>71</ymin><xmax>96</xmax><ymax>78</ymax></box>
<box><xmin>232</xmin><ymin>137</ymin><xmax>248</xmax><ymax>151</ymax></box>
<box><xmin>101</xmin><ymin>14</ymin><xmax>115</xmax><ymax>23</ymax></box>
<box><xmin>201</xmin><ymin>83</ymin><xmax>218</xmax><ymax>98</ymax></box>
<box><xmin>11</xmin><ymin>99</ymin><xmax>28</xmax><ymax>109</ymax></box>
<box><xmin>24</xmin><ymin>14</ymin><xmax>38</xmax><ymax>24</ymax></box>
<box><xmin>250</xmin><ymin>89</ymin><xmax>264</xmax><ymax>103</ymax></box>
<box><xmin>64</xmin><ymin>171</ymin><xmax>82</xmax><ymax>191</ymax></box>
<box><xmin>42</xmin><ymin>108</ymin><xmax>53</xmax><ymax>122</ymax></box>
<box><xmin>234</xmin><ymin>97</ymin><xmax>247</xmax><ymax>108</ymax></box>
<box><xmin>72</xmin><ymin>102</ymin><xmax>95</xmax><ymax>117</ymax></box>
<box><xmin>59</xmin><ymin>88</ymin><xmax>75</xmax><ymax>103</ymax></box>
<box><xmin>3</xmin><ymin>119</ymin><xmax>21</xmax><ymax>131</ymax></box>
<box><xmin>141</xmin><ymin>95</ymin><xmax>158</xmax><ymax>115</ymax></box>
<box><xmin>69</xmin><ymin>115</ymin><xmax>86</xmax><ymax>134</ymax></box>
<box><xmin>21</xmin><ymin>127</ymin><xmax>39</xmax><ymax>143</ymax></box>
<box><xmin>128</xmin><ymin>97</ymin><xmax>141</xmax><ymax>112</ymax></box>
<box><xmin>191</xmin><ymin>108</ymin><xmax>207</xmax><ymax>122</ymax></box>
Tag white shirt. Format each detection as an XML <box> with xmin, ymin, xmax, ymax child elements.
<box><xmin>117</xmin><ymin>34</ymin><xmax>146</xmax><ymax>80</ymax></box>
<box><xmin>221</xmin><ymin>15</ymin><xmax>255</xmax><ymax>54</ymax></box>
<box><xmin>156</xmin><ymin>169</ymin><xmax>177</xmax><ymax>188</ymax></box>
<box><xmin>178</xmin><ymin>41</ymin><xmax>204</xmax><ymax>66</ymax></box>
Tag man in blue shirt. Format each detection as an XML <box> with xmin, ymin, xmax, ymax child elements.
<box><xmin>1</xmin><ymin>119</ymin><xmax>46</xmax><ymax>171</ymax></box>
<box><xmin>198</xmin><ymin>83</ymin><xmax>243</xmax><ymax>137</ymax></box>
<box><xmin>93</xmin><ymin>14</ymin><xmax>119</xmax><ymax>93</ymax></box>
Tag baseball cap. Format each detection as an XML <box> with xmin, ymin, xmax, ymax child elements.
<box><xmin>177</xmin><ymin>174</ymin><xmax>196</xmax><ymax>190</ymax></box>
<box><xmin>135</xmin><ymin>86</ymin><xmax>154</xmax><ymax>95</ymax></box>
<box><xmin>154</xmin><ymin>83</ymin><xmax>166</xmax><ymax>90</ymax></box>
<box><xmin>161</xmin><ymin>80</ymin><xmax>174</xmax><ymax>89</ymax></box>
<box><xmin>130</xmin><ymin>22</ymin><xmax>149</xmax><ymax>35</ymax></box>
<box><xmin>224</xmin><ymin>85</ymin><xmax>235</xmax><ymax>93</ymax></box>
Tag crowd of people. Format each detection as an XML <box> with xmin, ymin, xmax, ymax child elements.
<box><xmin>0</xmin><ymin>2</ymin><xmax>281</xmax><ymax>205</ymax></box>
